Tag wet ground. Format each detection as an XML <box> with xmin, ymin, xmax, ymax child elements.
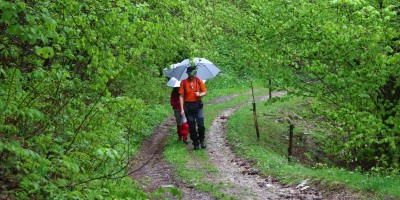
<box><xmin>129</xmin><ymin>91</ymin><xmax>359</xmax><ymax>199</ymax></box>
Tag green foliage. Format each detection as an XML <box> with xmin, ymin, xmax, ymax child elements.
<box><xmin>227</xmin><ymin>96</ymin><xmax>400</xmax><ymax>198</ymax></box>
<box><xmin>235</xmin><ymin>0</ymin><xmax>400</xmax><ymax>171</ymax></box>
<box><xmin>0</xmin><ymin>0</ymin><xmax>170</xmax><ymax>198</ymax></box>
<box><xmin>0</xmin><ymin>0</ymin><xmax>251</xmax><ymax>197</ymax></box>
<box><xmin>1</xmin><ymin>0</ymin><xmax>399</xmax><ymax>198</ymax></box>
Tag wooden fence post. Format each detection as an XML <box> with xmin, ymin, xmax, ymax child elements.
<box><xmin>286</xmin><ymin>118</ymin><xmax>294</xmax><ymax>163</ymax></box>
<box><xmin>251</xmin><ymin>81</ymin><xmax>260</xmax><ymax>140</ymax></box>
<box><xmin>269</xmin><ymin>78</ymin><xmax>272</xmax><ymax>99</ymax></box>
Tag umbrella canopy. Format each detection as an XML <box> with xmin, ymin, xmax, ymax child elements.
<box><xmin>163</xmin><ymin>62</ymin><xmax>181</xmax><ymax>77</ymax></box>
<box><xmin>166</xmin><ymin>77</ymin><xmax>181</xmax><ymax>87</ymax></box>
<box><xmin>166</xmin><ymin>77</ymin><xmax>206</xmax><ymax>87</ymax></box>
<box><xmin>165</xmin><ymin>58</ymin><xmax>220</xmax><ymax>81</ymax></box>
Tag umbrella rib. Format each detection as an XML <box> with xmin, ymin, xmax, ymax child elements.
<box><xmin>202</xmin><ymin>64</ymin><xmax>213</xmax><ymax>77</ymax></box>
<box><xmin>179</xmin><ymin>63</ymin><xmax>189</xmax><ymax>81</ymax></box>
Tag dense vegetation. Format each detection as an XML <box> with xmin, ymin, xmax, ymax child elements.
<box><xmin>1</xmin><ymin>0</ymin><xmax>398</xmax><ymax>198</ymax></box>
<box><xmin>227</xmin><ymin>96</ymin><xmax>400</xmax><ymax>199</ymax></box>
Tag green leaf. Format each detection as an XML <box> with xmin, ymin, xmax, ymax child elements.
<box><xmin>34</xmin><ymin>46</ymin><xmax>55</xmax><ymax>58</ymax></box>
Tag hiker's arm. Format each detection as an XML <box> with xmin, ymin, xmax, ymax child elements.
<box><xmin>196</xmin><ymin>91</ymin><xmax>206</xmax><ymax>97</ymax></box>
<box><xmin>198</xmin><ymin>80</ymin><xmax>207</xmax><ymax>97</ymax></box>
<box><xmin>179</xmin><ymin>94</ymin><xmax>185</xmax><ymax>116</ymax></box>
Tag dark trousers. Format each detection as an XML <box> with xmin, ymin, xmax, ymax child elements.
<box><xmin>185</xmin><ymin>106</ymin><xmax>205</xmax><ymax>147</ymax></box>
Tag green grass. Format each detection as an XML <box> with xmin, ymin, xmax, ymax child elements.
<box><xmin>204</xmin><ymin>79</ymin><xmax>265</xmax><ymax>103</ymax></box>
<box><xmin>227</xmin><ymin>96</ymin><xmax>400</xmax><ymax>199</ymax></box>
<box><xmin>163</xmin><ymin>124</ymin><xmax>230</xmax><ymax>199</ymax></box>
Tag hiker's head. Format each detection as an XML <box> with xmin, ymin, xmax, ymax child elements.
<box><xmin>186</xmin><ymin>66</ymin><xmax>197</xmax><ymax>79</ymax></box>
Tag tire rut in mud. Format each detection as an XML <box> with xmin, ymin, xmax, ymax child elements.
<box><xmin>205</xmin><ymin>91</ymin><xmax>323</xmax><ymax>199</ymax></box>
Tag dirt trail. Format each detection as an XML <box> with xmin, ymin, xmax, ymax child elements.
<box><xmin>129</xmin><ymin>90</ymin><xmax>324</xmax><ymax>199</ymax></box>
<box><xmin>129</xmin><ymin>115</ymin><xmax>215</xmax><ymax>199</ymax></box>
<box><xmin>129</xmin><ymin>91</ymin><xmax>253</xmax><ymax>199</ymax></box>
<box><xmin>205</xmin><ymin>91</ymin><xmax>323</xmax><ymax>199</ymax></box>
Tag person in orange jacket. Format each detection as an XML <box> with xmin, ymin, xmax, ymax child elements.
<box><xmin>170</xmin><ymin>87</ymin><xmax>189</xmax><ymax>143</ymax></box>
<box><xmin>179</xmin><ymin>66</ymin><xmax>207</xmax><ymax>150</ymax></box>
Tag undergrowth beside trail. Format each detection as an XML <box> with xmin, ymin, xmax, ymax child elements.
<box><xmin>227</xmin><ymin>96</ymin><xmax>400</xmax><ymax>199</ymax></box>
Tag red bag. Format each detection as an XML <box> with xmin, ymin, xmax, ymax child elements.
<box><xmin>179</xmin><ymin>122</ymin><xmax>189</xmax><ymax>137</ymax></box>
<box><xmin>178</xmin><ymin>116</ymin><xmax>189</xmax><ymax>141</ymax></box>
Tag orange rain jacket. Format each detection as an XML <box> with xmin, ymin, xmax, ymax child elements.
<box><xmin>179</xmin><ymin>77</ymin><xmax>207</xmax><ymax>102</ymax></box>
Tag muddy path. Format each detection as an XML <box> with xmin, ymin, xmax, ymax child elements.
<box><xmin>205</xmin><ymin>91</ymin><xmax>323</xmax><ymax>199</ymax></box>
<box><xmin>129</xmin><ymin>90</ymin><xmax>324</xmax><ymax>199</ymax></box>
<box><xmin>129</xmin><ymin>90</ymin><xmax>255</xmax><ymax>199</ymax></box>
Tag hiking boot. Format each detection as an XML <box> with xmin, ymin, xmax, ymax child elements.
<box><xmin>193</xmin><ymin>145</ymin><xmax>199</xmax><ymax>150</ymax></box>
<box><xmin>200</xmin><ymin>142</ymin><xmax>206</xmax><ymax>149</ymax></box>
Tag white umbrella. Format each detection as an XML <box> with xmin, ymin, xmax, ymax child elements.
<box><xmin>166</xmin><ymin>77</ymin><xmax>181</xmax><ymax>87</ymax></box>
<box><xmin>166</xmin><ymin>77</ymin><xmax>206</xmax><ymax>88</ymax></box>
<box><xmin>165</xmin><ymin>58</ymin><xmax>220</xmax><ymax>81</ymax></box>
<box><xmin>163</xmin><ymin>62</ymin><xmax>181</xmax><ymax>77</ymax></box>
